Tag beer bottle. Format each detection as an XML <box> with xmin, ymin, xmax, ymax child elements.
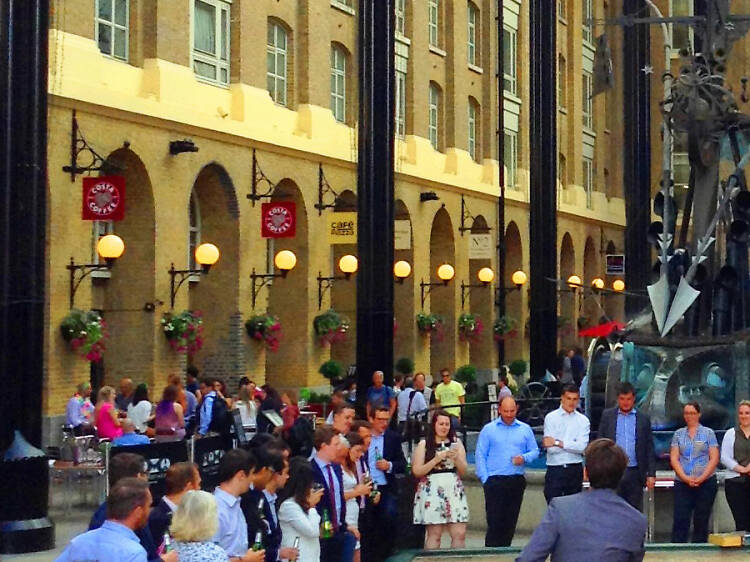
<box><xmin>162</xmin><ymin>533</ymin><xmax>172</xmax><ymax>553</ymax></box>
<box><xmin>406</xmin><ymin>454</ymin><xmax>412</xmax><ymax>474</ymax></box>
<box><xmin>321</xmin><ymin>509</ymin><xmax>334</xmax><ymax>538</ymax></box>
<box><xmin>289</xmin><ymin>536</ymin><xmax>300</xmax><ymax>561</ymax></box>
<box><xmin>252</xmin><ymin>530</ymin><xmax>264</xmax><ymax>551</ymax></box>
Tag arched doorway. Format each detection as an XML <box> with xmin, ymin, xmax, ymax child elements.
<box><xmin>559</xmin><ymin>233</ymin><xmax>576</xmax><ymax>348</ymax></box>
<box><xmin>188</xmin><ymin>163</ymin><xmax>241</xmax><ymax>386</ymax></box>
<box><xmin>429</xmin><ymin>208</ymin><xmax>456</xmax><ymax>376</ymax></box>
<box><xmin>394</xmin><ymin>199</ymin><xmax>415</xmax><ymax>365</ymax></box>
<box><xmin>467</xmin><ymin>216</ymin><xmax>494</xmax><ymax>370</ymax></box>
<box><xmin>266</xmin><ymin>179</ymin><xmax>310</xmax><ymax>389</ymax></box>
<box><xmin>331</xmin><ymin>190</ymin><xmax>357</xmax><ymax>369</ymax></box>
<box><xmin>583</xmin><ymin>236</ymin><xmax>601</xmax><ymax>330</ymax></box>
<box><xmin>95</xmin><ymin>148</ymin><xmax>156</xmax><ymax>389</ymax></box>
<box><xmin>503</xmin><ymin>221</ymin><xmax>524</xmax><ymax>361</ymax></box>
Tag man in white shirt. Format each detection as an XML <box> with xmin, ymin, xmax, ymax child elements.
<box><xmin>413</xmin><ymin>372</ymin><xmax>432</xmax><ymax>405</ymax></box>
<box><xmin>542</xmin><ymin>384</ymin><xmax>590</xmax><ymax>503</ymax></box>
<box><xmin>397</xmin><ymin>382</ymin><xmax>428</xmax><ymax>424</ymax></box>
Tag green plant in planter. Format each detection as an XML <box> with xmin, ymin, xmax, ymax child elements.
<box><xmin>313</xmin><ymin>309</ymin><xmax>350</xmax><ymax>346</ymax></box>
<box><xmin>60</xmin><ymin>309</ymin><xmax>108</xmax><ymax>362</ymax></box>
<box><xmin>493</xmin><ymin>315</ymin><xmax>518</xmax><ymax>340</ymax></box>
<box><xmin>416</xmin><ymin>312</ymin><xmax>444</xmax><ymax>339</ymax></box>
<box><xmin>308</xmin><ymin>391</ymin><xmax>331</xmax><ymax>404</ymax></box>
<box><xmin>319</xmin><ymin>359</ymin><xmax>344</xmax><ymax>383</ymax></box>
<box><xmin>454</xmin><ymin>364</ymin><xmax>477</xmax><ymax>385</ymax></box>
<box><xmin>161</xmin><ymin>310</ymin><xmax>204</xmax><ymax>354</ymax></box>
<box><xmin>395</xmin><ymin>357</ymin><xmax>415</xmax><ymax>376</ymax></box>
<box><xmin>508</xmin><ymin>359</ymin><xmax>527</xmax><ymax>379</ymax></box>
<box><xmin>245</xmin><ymin>314</ymin><xmax>282</xmax><ymax>351</ymax></box>
<box><xmin>457</xmin><ymin>312</ymin><xmax>483</xmax><ymax>342</ymax></box>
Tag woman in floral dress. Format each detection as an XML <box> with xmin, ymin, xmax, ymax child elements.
<box><xmin>412</xmin><ymin>409</ymin><xmax>469</xmax><ymax>549</ymax></box>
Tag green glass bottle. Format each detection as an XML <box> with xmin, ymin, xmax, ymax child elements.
<box><xmin>406</xmin><ymin>454</ymin><xmax>412</xmax><ymax>474</ymax></box>
<box><xmin>252</xmin><ymin>530</ymin><xmax>263</xmax><ymax>551</ymax></box>
<box><xmin>321</xmin><ymin>508</ymin><xmax>334</xmax><ymax>539</ymax></box>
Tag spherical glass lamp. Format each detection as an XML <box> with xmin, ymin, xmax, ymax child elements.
<box><xmin>566</xmin><ymin>275</ymin><xmax>582</xmax><ymax>289</ymax></box>
<box><xmin>511</xmin><ymin>270</ymin><xmax>527</xmax><ymax>288</ymax></box>
<box><xmin>394</xmin><ymin>260</ymin><xmax>412</xmax><ymax>282</ymax></box>
<box><xmin>477</xmin><ymin>267</ymin><xmax>495</xmax><ymax>284</ymax></box>
<box><xmin>274</xmin><ymin>250</ymin><xmax>297</xmax><ymax>276</ymax></box>
<box><xmin>338</xmin><ymin>254</ymin><xmax>358</xmax><ymax>277</ymax></box>
<box><xmin>437</xmin><ymin>264</ymin><xmax>455</xmax><ymax>283</ymax></box>
<box><xmin>97</xmin><ymin>234</ymin><xmax>125</xmax><ymax>266</ymax></box>
<box><xmin>591</xmin><ymin>277</ymin><xmax>605</xmax><ymax>291</ymax></box>
<box><xmin>612</xmin><ymin>279</ymin><xmax>626</xmax><ymax>292</ymax></box>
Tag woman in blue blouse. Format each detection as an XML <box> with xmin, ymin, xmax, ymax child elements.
<box><xmin>670</xmin><ymin>401</ymin><xmax>719</xmax><ymax>543</ymax></box>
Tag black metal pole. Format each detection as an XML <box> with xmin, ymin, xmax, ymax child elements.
<box><xmin>623</xmin><ymin>0</ymin><xmax>651</xmax><ymax>316</ymax></box>
<box><xmin>0</xmin><ymin>0</ymin><xmax>49</xmax><ymax>451</ymax></box>
<box><xmin>496</xmin><ymin>1</ymin><xmax>506</xmax><ymax>367</ymax></box>
<box><xmin>528</xmin><ymin>0</ymin><xmax>557</xmax><ymax>380</ymax></box>
<box><xmin>356</xmin><ymin>0</ymin><xmax>395</xmax><ymax>418</ymax></box>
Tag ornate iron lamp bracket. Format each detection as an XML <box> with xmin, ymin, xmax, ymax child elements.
<box><xmin>247</xmin><ymin>148</ymin><xmax>278</xmax><ymax>205</ymax></box>
<box><xmin>61</xmin><ymin>110</ymin><xmax>121</xmax><ymax>182</ymax></box>
<box><xmin>315</xmin><ymin>164</ymin><xmax>340</xmax><ymax>215</ymax></box>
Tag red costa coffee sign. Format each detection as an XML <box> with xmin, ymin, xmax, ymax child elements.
<box><xmin>261</xmin><ymin>202</ymin><xmax>296</xmax><ymax>238</ymax></box>
<box><xmin>82</xmin><ymin>176</ymin><xmax>126</xmax><ymax>221</ymax></box>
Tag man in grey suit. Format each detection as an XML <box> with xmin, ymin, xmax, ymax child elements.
<box><xmin>597</xmin><ymin>382</ymin><xmax>655</xmax><ymax>510</ymax></box>
<box><xmin>517</xmin><ymin>438</ymin><xmax>647</xmax><ymax>562</ymax></box>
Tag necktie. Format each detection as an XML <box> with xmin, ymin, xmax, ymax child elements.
<box><xmin>326</xmin><ymin>464</ymin><xmax>339</xmax><ymax>531</ymax></box>
<box><xmin>357</xmin><ymin>458</ymin><xmax>367</xmax><ymax>508</ymax></box>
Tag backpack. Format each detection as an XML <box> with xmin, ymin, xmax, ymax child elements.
<box><xmin>208</xmin><ymin>395</ymin><xmax>233</xmax><ymax>436</ymax></box>
<box><xmin>286</xmin><ymin>416</ymin><xmax>314</xmax><ymax>458</ymax></box>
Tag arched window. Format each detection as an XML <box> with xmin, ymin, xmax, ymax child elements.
<box><xmin>428</xmin><ymin>83</ymin><xmax>441</xmax><ymax>150</ymax></box>
<box><xmin>330</xmin><ymin>45</ymin><xmax>347</xmax><ymax>123</ymax></box>
<box><xmin>188</xmin><ymin>191</ymin><xmax>201</xmax><ymax>273</ymax></box>
<box><xmin>267</xmin><ymin>21</ymin><xmax>288</xmax><ymax>106</ymax></box>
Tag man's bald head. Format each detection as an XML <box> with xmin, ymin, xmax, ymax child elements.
<box><xmin>499</xmin><ymin>396</ymin><xmax>518</xmax><ymax>425</ymax></box>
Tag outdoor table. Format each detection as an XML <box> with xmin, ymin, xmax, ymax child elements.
<box><xmin>49</xmin><ymin>460</ymin><xmax>105</xmax><ymax>515</ymax></box>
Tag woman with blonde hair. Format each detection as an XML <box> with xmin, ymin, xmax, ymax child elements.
<box><xmin>94</xmin><ymin>385</ymin><xmax>123</xmax><ymax>440</ymax></box>
<box><xmin>169</xmin><ymin>490</ymin><xmax>228</xmax><ymax>561</ymax></box>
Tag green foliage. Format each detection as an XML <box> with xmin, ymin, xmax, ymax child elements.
<box><xmin>493</xmin><ymin>315</ymin><xmax>518</xmax><ymax>340</ymax></box>
<box><xmin>318</xmin><ymin>359</ymin><xmax>344</xmax><ymax>381</ymax></box>
<box><xmin>313</xmin><ymin>309</ymin><xmax>350</xmax><ymax>345</ymax></box>
<box><xmin>394</xmin><ymin>357</ymin><xmax>415</xmax><ymax>375</ymax></box>
<box><xmin>60</xmin><ymin>309</ymin><xmax>108</xmax><ymax>362</ymax></box>
<box><xmin>454</xmin><ymin>364</ymin><xmax>477</xmax><ymax>385</ymax></box>
<box><xmin>161</xmin><ymin>310</ymin><xmax>204</xmax><ymax>354</ymax></box>
<box><xmin>416</xmin><ymin>312</ymin><xmax>443</xmax><ymax>334</ymax></box>
<box><xmin>457</xmin><ymin>312</ymin><xmax>483</xmax><ymax>342</ymax></box>
<box><xmin>462</xmin><ymin>385</ymin><xmax>489</xmax><ymax>428</ymax></box>
<box><xmin>308</xmin><ymin>391</ymin><xmax>331</xmax><ymax>404</ymax></box>
<box><xmin>508</xmin><ymin>359</ymin><xmax>527</xmax><ymax>378</ymax></box>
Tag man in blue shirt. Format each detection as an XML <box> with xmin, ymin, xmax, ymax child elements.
<box><xmin>113</xmin><ymin>420</ymin><xmax>151</xmax><ymax>447</ymax></box>
<box><xmin>56</xmin><ymin>478</ymin><xmax>152</xmax><ymax>562</ymax></box>
<box><xmin>476</xmin><ymin>396</ymin><xmax>539</xmax><ymax>547</ymax></box>
<box><xmin>196</xmin><ymin>377</ymin><xmax>216</xmax><ymax>437</ymax></box>
<box><xmin>365</xmin><ymin>370</ymin><xmax>396</xmax><ymax>419</ymax></box>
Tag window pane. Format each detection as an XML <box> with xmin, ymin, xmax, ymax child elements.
<box><xmin>98</xmin><ymin>0</ymin><xmax>112</xmax><ymax>22</ymax></box>
<box><xmin>114</xmin><ymin>0</ymin><xmax>127</xmax><ymax>26</ymax></box>
<box><xmin>114</xmin><ymin>28</ymin><xmax>127</xmax><ymax>59</ymax></box>
<box><xmin>194</xmin><ymin>1</ymin><xmax>216</xmax><ymax>54</ymax></box>
<box><xmin>267</xmin><ymin>50</ymin><xmax>275</xmax><ymax>74</ymax></box>
<box><xmin>194</xmin><ymin>59</ymin><xmax>216</xmax><ymax>80</ymax></box>
<box><xmin>221</xmin><ymin>8</ymin><xmax>228</xmax><ymax>60</ymax></box>
<box><xmin>98</xmin><ymin>23</ymin><xmax>112</xmax><ymax>55</ymax></box>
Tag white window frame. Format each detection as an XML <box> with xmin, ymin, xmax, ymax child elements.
<box><xmin>395</xmin><ymin>0</ymin><xmax>406</xmax><ymax>36</ymax></box>
<box><xmin>670</xmin><ymin>0</ymin><xmax>693</xmax><ymax>56</ymax></box>
<box><xmin>582</xmin><ymin>71</ymin><xmax>593</xmax><ymax>129</ymax></box>
<box><xmin>191</xmin><ymin>0</ymin><xmax>231</xmax><ymax>86</ymax></box>
<box><xmin>429</xmin><ymin>84</ymin><xmax>440</xmax><ymax>150</ymax></box>
<box><xmin>395</xmin><ymin>70</ymin><xmax>407</xmax><ymax>138</ymax></box>
<box><xmin>468</xmin><ymin>101</ymin><xmax>478</xmax><ymax>160</ymax></box>
<box><xmin>503</xmin><ymin>27</ymin><xmax>517</xmax><ymax>96</ymax></box>
<box><xmin>91</xmin><ymin>220</ymin><xmax>114</xmax><ymax>277</ymax></box>
<box><xmin>467</xmin><ymin>2</ymin><xmax>478</xmax><ymax>66</ymax></box>
<box><xmin>188</xmin><ymin>192</ymin><xmax>202</xmax><ymax>280</ymax></box>
<box><xmin>582</xmin><ymin>0</ymin><xmax>593</xmax><ymax>44</ymax></box>
<box><xmin>330</xmin><ymin>46</ymin><xmax>347</xmax><ymax>123</ymax></box>
<box><xmin>558</xmin><ymin>0</ymin><xmax>566</xmax><ymax>21</ymax></box>
<box><xmin>583</xmin><ymin>156</ymin><xmax>594</xmax><ymax>209</ymax></box>
<box><xmin>267</xmin><ymin>21</ymin><xmax>288</xmax><ymax>106</ymax></box>
<box><xmin>428</xmin><ymin>0</ymin><xmax>439</xmax><ymax>48</ymax></box>
<box><xmin>95</xmin><ymin>0</ymin><xmax>129</xmax><ymax>62</ymax></box>
<box><xmin>503</xmin><ymin>130</ymin><xmax>517</xmax><ymax>189</ymax></box>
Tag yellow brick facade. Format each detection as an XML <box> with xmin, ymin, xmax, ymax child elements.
<box><xmin>43</xmin><ymin>0</ymin><xmax>634</xmax><ymax>436</ymax></box>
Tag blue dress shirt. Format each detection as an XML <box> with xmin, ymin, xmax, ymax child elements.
<box><xmin>213</xmin><ymin>487</ymin><xmax>249</xmax><ymax>557</ymax></box>
<box><xmin>113</xmin><ymin>433</ymin><xmax>151</xmax><ymax>447</ymax></box>
<box><xmin>671</xmin><ymin>424</ymin><xmax>719</xmax><ymax>478</ymax></box>
<box><xmin>368</xmin><ymin>433</ymin><xmax>391</xmax><ymax>485</ymax></box>
<box><xmin>56</xmin><ymin>520</ymin><xmax>147</xmax><ymax>562</ymax></box>
<box><xmin>475</xmin><ymin>418</ymin><xmax>539</xmax><ymax>483</ymax></box>
<box><xmin>616</xmin><ymin>409</ymin><xmax>638</xmax><ymax>467</ymax></box>
<box><xmin>198</xmin><ymin>391</ymin><xmax>216</xmax><ymax>435</ymax></box>
<box><xmin>313</xmin><ymin>455</ymin><xmax>343</xmax><ymax>520</ymax></box>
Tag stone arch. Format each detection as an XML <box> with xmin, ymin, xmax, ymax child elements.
<box><xmin>188</xmin><ymin>163</ymin><xmax>241</xmax><ymax>385</ymax></box>
<box><xmin>394</xmin><ymin>199</ymin><xmax>415</xmax><ymax>363</ymax></box>
<box><xmin>330</xmin><ymin>189</ymin><xmax>357</xmax><ymax>368</ymax></box>
<box><xmin>559</xmin><ymin>233</ymin><xmax>576</xmax><ymax>347</ymax></box>
<box><xmin>96</xmin><ymin>148</ymin><xmax>156</xmax><ymax>388</ymax></box>
<box><xmin>429</xmin><ymin>207</ymin><xmax>456</xmax><ymax>374</ymax></box>
<box><xmin>266</xmin><ymin>179</ymin><xmax>309</xmax><ymax>388</ymax></box>
<box><xmin>504</xmin><ymin>221</ymin><xmax>524</xmax><ymax>361</ymax></box>
<box><xmin>468</xmin><ymin>215</ymin><xmax>493</xmax><ymax>368</ymax></box>
<box><xmin>583</xmin><ymin>236</ymin><xmax>601</xmax><ymax>328</ymax></box>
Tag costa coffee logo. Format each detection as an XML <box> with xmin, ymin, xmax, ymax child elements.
<box><xmin>265</xmin><ymin>205</ymin><xmax>294</xmax><ymax>235</ymax></box>
<box><xmin>86</xmin><ymin>179</ymin><xmax>121</xmax><ymax>216</ymax></box>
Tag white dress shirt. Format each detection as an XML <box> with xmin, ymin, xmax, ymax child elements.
<box><xmin>721</xmin><ymin>427</ymin><xmax>744</xmax><ymax>480</ymax></box>
<box><xmin>397</xmin><ymin>389</ymin><xmax>427</xmax><ymax>422</ymax></box>
<box><xmin>278</xmin><ymin>498</ymin><xmax>320</xmax><ymax>562</ymax></box>
<box><xmin>543</xmin><ymin>406</ymin><xmax>590</xmax><ymax>466</ymax></box>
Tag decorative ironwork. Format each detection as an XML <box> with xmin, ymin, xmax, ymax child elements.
<box><xmin>168</xmin><ymin>264</ymin><xmax>206</xmax><ymax>309</ymax></box>
<box><xmin>250</xmin><ymin>268</ymin><xmax>289</xmax><ymax>308</ymax></box>
<box><xmin>247</xmin><ymin>148</ymin><xmax>278</xmax><ymax>205</ymax></box>
<box><xmin>62</xmin><ymin>110</ymin><xmax>121</xmax><ymax>182</ymax></box>
<box><xmin>315</xmin><ymin>164</ymin><xmax>340</xmax><ymax>215</ymax></box>
<box><xmin>316</xmin><ymin>271</ymin><xmax>354</xmax><ymax>310</ymax></box>
<box><xmin>420</xmin><ymin>279</ymin><xmax>450</xmax><ymax>309</ymax></box>
<box><xmin>458</xmin><ymin>195</ymin><xmax>490</xmax><ymax>235</ymax></box>
<box><xmin>67</xmin><ymin>257</ymin><xmax>111</xmax><ymax>309</ymax></box>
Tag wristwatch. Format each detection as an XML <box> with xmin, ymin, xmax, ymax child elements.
<box><xmin>554</xmin><ymin>439</ymin><xmax>561</xmax><ymax>447</ymax></box>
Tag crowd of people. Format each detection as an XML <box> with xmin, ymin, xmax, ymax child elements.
<box><xmin>58</xmin><ymin>367</ymin><xmax>750</xmax><ymax>561</ymax></box>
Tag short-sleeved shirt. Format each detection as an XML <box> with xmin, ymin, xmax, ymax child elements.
<box><xmin>671</xmin><ymin>424</ymin><xmax>719</xmax><ymax>478</ymax></box>
<box><xmin>434</xmin><ymin>380</ymin><xmax>466</xmax><ymax>418</ymax></box>
<box><xmin>366</xmin><ymin>385</ymin><xmax>394</xmax><ymax>410</ymax></box>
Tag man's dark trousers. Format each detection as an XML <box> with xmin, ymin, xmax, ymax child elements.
<box><xmin>360</xmin><ymin>483</ymin><xmax>399</xmax><ymax>561</ymax></box>
<box><xmin>543</xmin><ymin>464</ymin><xmax>583</xmax><ymax>503</ymax></box>
<box><xmin>320</xmin><ymin>529</ymin><xmax>356</xmax><ymax>562</ymax></box>
<box><xmin>484</xmin><ymin>475</ymin><xmax>526</xmax><ymax>547</ymax></box>
<box><xmin>618</xmin><ymin>466</ymin><xmax>644</xmax><ymax>511</ymax></box>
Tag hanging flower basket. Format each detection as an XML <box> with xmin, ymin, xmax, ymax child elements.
<box><xmin>416</xmin><ymin>312</ymin><xmax>444</xmax><ymax>340</ymax></box>
<box><xmin>493</xmin><ymin>315</ymin><xmax>518</xmax><ymax>341</ymax></box>
<box><xmin>313</xmin><ymin>309</ymin><xmax>350</xmax><ymax>346</ymax></box>
<box><xmin>245</xmin><ymin>314</ymin><xmax>282</xmax><ymax>352</ymax></box>
<box><xmin>60</xmin><ymin>309</ymin><xmax>108</xmax><ymax>362</ymax></box>
<box><xmin>161</xmin><ymin>310</ymin><xmax>204</xmax><ymax>354</ymax></box>
<box><xmin>458</xmin><ymin>312</ymin><xmax>483</xmax><ymax>343</ymax></box>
